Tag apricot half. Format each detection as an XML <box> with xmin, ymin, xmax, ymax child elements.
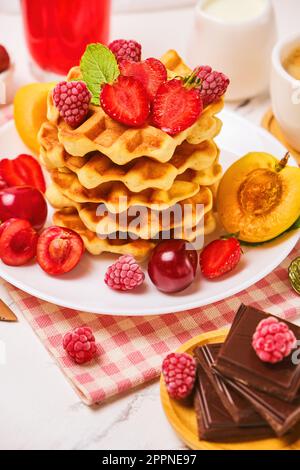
<box><xmin>14</xmin><ymin>82</ymin><xmax>56</xmax><ymax>155</ymax></box>
<box><xmin>217</xmin><ymin>152</ymin><xmax>300</xmax><ymax>243</ymax></box>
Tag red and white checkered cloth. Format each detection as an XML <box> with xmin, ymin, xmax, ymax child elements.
<box><xmin>4</xmin><ymin>242</ymin><xmax>300</xmax><ymax>405</ymax></box>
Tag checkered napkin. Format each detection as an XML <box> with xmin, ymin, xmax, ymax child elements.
<box><xmin>3</xmin><ymin>242</ymin><xmax>300</xmax><ymax>405</ymax></box>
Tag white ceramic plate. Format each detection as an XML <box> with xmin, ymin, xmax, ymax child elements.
<box><xmin>0</xmin><ymin>111</ymin><xmax>298</xmax><ymax>315</ymax></box>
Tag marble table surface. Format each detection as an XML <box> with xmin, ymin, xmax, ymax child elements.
<box><xmin>0</xmin><ymin>4</ymin><xmax>299</xmax><ymax>450</ymax></box>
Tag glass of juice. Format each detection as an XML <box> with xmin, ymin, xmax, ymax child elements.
<box><xmin>20</xmin><ymin>0</ymin><xmax>111</xmax><ymax>80</ymax></box>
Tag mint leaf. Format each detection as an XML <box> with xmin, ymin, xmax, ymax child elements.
<box><xmin>80</xmin><ymin>43</ymin><xmax>119</xmax><ymax>105</ymax></box>
<box><xmin>240</xmin><ymin>215</ymin><xmax>300</xmax><ymax>247</ymax></box>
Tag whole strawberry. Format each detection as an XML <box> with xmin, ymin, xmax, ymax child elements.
<box><xmin>200</xmin><ymin>237</ymin><xmax>242</xmax><ymax>279</ymax></box>
<box><xmin>193</xmin><ymin>65</ymin><xmax>230</xmax><ymax>106</ymax></box>
<box><xmin>63</xmin><ymin>326</ymin><xmax>97</xmax><ymax>364</ymax></box>
<box><xmin>0</xmin><ymin>44</ymin><xmax>10</xmax><ymax>73</ymax></box>
<box><xmin>252</xmin><ymin>317</ymin><xmax>297</xmax><ymax>364</ymax></box>
<box><xmin>53</xmin><ymin>81</ymin><xmax>91</xmax><ymax>128</ymax></box>
<box><xmin>109</xmin><ymin>39</ymin><xmax>142</xmax><ymax>63</ymax></box>
<box><xmin>162</xmin><ymin>352</ymin><xmax>196</xmax><ymax>400</ymax></box>
<box><xmin>104</xmin><ymin>255</ymin><xmax>145</xmax><ymax>291</ymax></box>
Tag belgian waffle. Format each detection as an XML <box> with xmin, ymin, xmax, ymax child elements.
<box><xmin>39</xmin><ymin>121</ymin><xmax>221</xmax><ymax>191</ymax></box>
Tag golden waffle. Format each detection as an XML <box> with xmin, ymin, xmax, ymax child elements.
<box><xmin>45</xmin><ymin>49</ymin><xmax>224</xmax><ymax>164</ymax></box>
<box><xmin>52</xmin><ymin>208</ymin><xmax>216</xmax><ymax>259</ymax></box>
<box><xmin>39</xmin><ymin>121</ymin><xmax>221</xmax><ymax>191</ymax></box>
<box><xmin>47</xmin><ymin>183</ymin><xmax>213</xmax><ymax>240</ymax></box>
<box><xmin>50</xmin><ymin>168</ymin><xmax>202</xmax><ymax>213</ymax></box>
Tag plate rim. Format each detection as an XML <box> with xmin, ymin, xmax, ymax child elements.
<box><xmin>0</xmin><ymin>113</ymin><xmax>299</xmax><ymax>315</ymax></box>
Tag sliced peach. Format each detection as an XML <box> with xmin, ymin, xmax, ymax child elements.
<box><xmin>14</xmin><ymin>82</ymin><xmax>56</xmax><ymax>155</ymax></box>
<box><xmin>217</xmin><ymin>152</ymin><xmax>300</xmax><ymax>242</ymax></box>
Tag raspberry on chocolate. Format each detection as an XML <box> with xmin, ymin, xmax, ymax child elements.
<box><xmin>162</xmin><ymin>352</ymin><xmax>196</xmax><ymax>400</ymax></box>
<box><xmin>52</xmin><ymin>81</ymin><xmax>91</xmax><ymax>128</ymax></box>
<box><xmin>0</xmin><ymin>45</ymin><xmax>10</xmax><ymax>73</ymax></box>
<box><xmin>194</xmin><ymin>65</ymin><xmax>230</xmax><ymax>106</ymax></box>
<box><xmin>252</xmin><ymin>316</ymin><xmax>297</xmax><ymax>364</ymax></box>
<box><xmin>104</xmin><ymin>255</ymin><xmax>145</xmax><ymax>291</ymax></box>
<box><xmin>109</xmin><ymin>39</ymin><xmax>142</xmax><ymax>63</ymax></box>
<box><xmin>63</xmin><ymin>326</ymin><xmax>97</xmax><ymax>364</ymax></box>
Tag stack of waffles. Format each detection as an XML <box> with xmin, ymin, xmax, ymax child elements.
<box><xmin>38</xmin><ymin>50</ymin><xmax>224</xmax><ymax>260</ymax></box>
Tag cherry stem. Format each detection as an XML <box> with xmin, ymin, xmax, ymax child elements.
<box><xmin>276</xmin><ymin>152</ymin><xmax>290</xmax><ymax>172</ymax></box>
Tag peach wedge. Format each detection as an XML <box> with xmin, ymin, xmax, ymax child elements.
<box><xmin>217</xmin><ymin>152</ymin><xmax>300</xmax><ymax>243</ymax></box>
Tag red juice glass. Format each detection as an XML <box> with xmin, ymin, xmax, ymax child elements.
<box><xmin>20</xmin><ymin>0</ymin><xmax>111</xmax><ymax>79</ymax></box>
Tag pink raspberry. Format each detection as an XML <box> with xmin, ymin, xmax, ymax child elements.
<box><xmin>0</xmin><ymin>44</ymin><xmax>10</xmax><ymax>73</ymax></box>
<box><xmin>162</xmin><ymin>352</ymin><xmax>196</xmax><ymax>400</ymax></box>
<box><xmin>63</xmin><ymin>326</ymin><xmax>97</xmax><ymax>364</ymax></box>
<box><xmin>52</xmin><ymin>81</ymin><xmax>91</xmax><ymax>128</ymax></box>
<box><xmin>104</xmin><ymin>255</ymin><xmax>145</xmax><ymax>291</ymax></box>
<box><xmin>109</xmin><ymin>39</ymin><xmax>142</xmax><ymax>64</ymax></box>
<box><xmin>252</xmin><ymin>317</ymin><xmax>297</xmax><ymax>364</ymax></box>
<box><xmin>194</xmin><ymin>65</ymin><xmax>230</xmax><ymax>106</ymax></box>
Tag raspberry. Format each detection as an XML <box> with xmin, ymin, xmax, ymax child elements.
<box><xmin>104</xmin><ymin>255</ymin><xmax>145</xmax><ymax>291</ymax></box>
<box><xmin>0</xmin><ymin>45</ymin><xmax>10</xmax><ymax>73</ymax></box>
<box><xmin>252</xmin><ymin>317</ymin><xmax>297</xmax><ymax>364</ymax></box>
<box><xmin>109</xmin><ymin>39</ymin><xmax>141</xmax><ymax>64</ymax></box>
<box><xmin>63</xmin><ymin>326</ymin><xmax>97</xmax><ymax>364</ymax></box>
<box><xmin>194</xmin><ymin>65</ymin><xmax>230</xmax><ymax>106</ymax></box>
<box><xmin>162</xmin><ymin>352</ymin><xmax>196</xmax><ymax>400</ymax></box>
<box><xmin>52</xmin><ymin>81</ymin><xmax>91</xmax><ymax>128</ymax></box>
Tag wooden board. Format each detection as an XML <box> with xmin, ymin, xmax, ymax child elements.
<box><xmin>160</xmin><ymin>329</ymin><xmax>300</xmax><ymax>450</ymax></box>
<box><xmin>262</xmin><ymin>110</ymin><xmax>300</xmax><ymax>165</ymax></box>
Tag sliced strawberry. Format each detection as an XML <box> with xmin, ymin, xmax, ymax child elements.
<box><xmin>200</xmin><ymin>237</ymin><xmax>242</xmax><ymax>279</ymax></box>
<box><xmin>100</xmin><ymin>76</ymin><xmax>150</xmax><ymax>127</ymax></box>
<box><xmin>152</xmin><ymin>79</ymin><xmax>203</xmax><ymax>135</ymax></box>
<box><xmin>120</xmin><ymin>58</ymin><xmax>167</xmax><ymax>101</ymax></box>
<box><xmin>37</xmin><ymin>226</ymin><xmax>84</xmax><ymax>275</ymax></box>
<box><xmin>0</xmin><ymin>218</ymin><xmax>38</xmax><ymax>266</ymax></box>
<box><xmin>0</xmin><ymin>154</ymin><xmax>46</xmax><ymax>192</ymax></box>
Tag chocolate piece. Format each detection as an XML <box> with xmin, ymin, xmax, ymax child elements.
<box><xmin>194</xmin><ymin>360</ymin><xmax>274</xmax><ymax>441</ymax></box>
<box><xmin>217</xmin><ymin>373</ymin><xmax>300</xmax><ymax>437</ymax></box>
<box><xmin>215</xmin><ymin>304</ymin><xmax>300</xmax><ymax>401</ymax></box>
<box><xmin>195</xmin><ymin>343</ymin><xmax>267</xmax><ymax>425</ymax></box>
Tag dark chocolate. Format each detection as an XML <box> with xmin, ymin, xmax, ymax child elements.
<box><xmin>215</xmin><ymin>304</ymin><xmax>300</xmax><ymax>401</ymax></box>
<box><xmin>195</xmin><ymin>343</ymin><xmax>267</xmax><ymax>425</ymax></box>
<box><xmin>217</xmin><ymin>373</ymin><xmax>300</xmax><ymax>437</ymax></box>
<box><xmin>194</xmin><ymin>359</ymin><xmax>274</xmax><ymax>441</ymax></box>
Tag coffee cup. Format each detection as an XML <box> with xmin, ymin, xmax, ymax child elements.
<box><xmin>271</xmin><ymin>32</ymin><xmax>300</xmax><ymax>152</ymax></box>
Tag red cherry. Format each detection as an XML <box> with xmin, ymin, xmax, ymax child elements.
<box><xmin>148</xmin><ymin>239</ymin><xmax>198</xmax><ymax>293</ymax></box>
<box><xmin>37</xmin><ymin>226</ymin><xmax>84</xmax><ymax>275</ymax></box>
<box><xmin>0</xmin><ymin>186</ymin><xmax>47</xmax><ymax>231</ymax></box>
<box><xmin>0</xmin><ymin>218</ymin><xmax>18</xmax><ymax>239</ymax></box>
<box><xmin>0</xmin><ymin>219</ymin><xmax>38</xmax><ymax>266</ymax></box>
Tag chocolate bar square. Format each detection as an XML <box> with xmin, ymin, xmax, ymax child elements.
<box><xmin>195</xmin><ymin>343</ymin><xmax>267</xmax><ymax>425</ymax></box>
<box><xmin>194</xmin><ymin>358</ymin><xmax>273</xmax><ymax>441</ymax></box>
<box><xmin>215</xmin><ymin>304</ymin><xmax>300</xmax><ymax>402</ymax></box>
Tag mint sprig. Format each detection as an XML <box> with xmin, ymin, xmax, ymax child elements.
<box><xmin>80</xmin><ymin>43</ymin><xmax>120</xmax><ymax>106</ymax></box>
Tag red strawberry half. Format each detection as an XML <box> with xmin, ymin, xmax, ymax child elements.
<box><xmin>0</xmin><ymin>154</ymin><xmax>46</xmax><ymax>193</ymax></box>
<box><xmin>120</xmin><ymin>58</ymin><xmax>167</xmax><ymax>101</ymax></box>
<box><xmin>200</xmin><ymin>237</ymin><xmax>242</xmax><ymax>279</ymax></box>
<box><xmin>100</xmin><ymin>76</ymin><xmax>150</xmax><ymax>127</ymax></box>
<box><xmin>152</xmin><ymin>79</ymin><xmax>203</xmax><ymax>135</ymax></box>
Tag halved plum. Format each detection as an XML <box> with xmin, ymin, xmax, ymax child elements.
<box><xmin>37</xmin><ymin>226</ymin><xmax>84</xmax><ymax>275</ymax></box>
<box><xmin>0</xmin><ymin>218</ymin><xmax>38</xmax><ymax>266</ymax></box>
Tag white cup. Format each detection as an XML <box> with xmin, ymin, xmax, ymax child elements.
<box><xmin>271</xmin><ymin>33</ymin><xmax>300</xmax><ymax>151</ymax></box>
<box><xmin>187</xmin><ymin>0</ymin><xmax>277</xmax><ymax>101</ymax></box>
